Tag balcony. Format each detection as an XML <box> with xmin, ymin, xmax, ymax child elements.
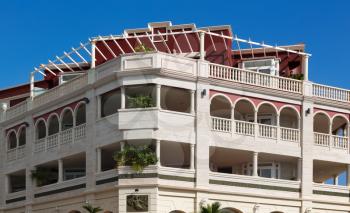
<box><xmin>34</xmin><ymin>124</ymin><xmax>86</xmax><ymax>153</ymax></box>
<box><xmin>209</xmin><ymin>63</ymin><xmax>303</xmax><ymax>94</ymax></box>
<box><xmin>6</xmin><ymin>145</ymin><xmax>26</xmax><ymax>162</ymax></box>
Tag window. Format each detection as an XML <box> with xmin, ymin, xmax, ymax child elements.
<box><xmin>101</xmin><ymin>89</ymin><xmax>121</xmax><ymax>117</ymax></box>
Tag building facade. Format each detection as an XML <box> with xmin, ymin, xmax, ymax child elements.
<box><xmin>0</xmin><ymin>21</ymin><xmax>349</xmax><ymax>213</ymax></box>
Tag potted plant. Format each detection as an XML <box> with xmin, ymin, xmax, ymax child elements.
<box><xmin>127</xmin><ymin>94</ymin><xmax>154</xmax><ymax>108</ymax></box>
<box><xmin>135</xmin><ymin>43</ymin><xmax>154</xmax><ymax>52</ymax></box>
<box><xmin>114</xmin><ymin>144</ymin><xmax>158</xmax><ymax>173</ymax></box>
<box><xmin>82</xmin><ymin>204</ymin><xmax>103</xmax><ymax>213</ymax></box>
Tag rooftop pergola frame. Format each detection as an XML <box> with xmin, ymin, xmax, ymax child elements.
<box><xmin>29</xmin><ymin>23</ymin><xmax>311</xmax><ymax>98</ymax></box>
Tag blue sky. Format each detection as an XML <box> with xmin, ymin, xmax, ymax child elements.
<box><xmin>1</xmin><ymin>0</ymin><xmax>349</xmax><ymax>89</ymax></box>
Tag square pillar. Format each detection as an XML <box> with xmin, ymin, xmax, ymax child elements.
<box><xmin>58</xmin><ymin>159</ymin><xmax>63</xmax><ymax>183</ymax></box>
<box><xmin>190</xmin><ymin>144</ymin><xmax>195</xmax><ymax>170</ymax></box>
<box><xmin>297</xmin><ymin>158</ymin><xmax>302</xmax><ymax>181</ymax></box>
<box><xmin>252</xmin><ymin>152</ymin><xmax>258</xmax><ymax>177</ymax></box>
<box><xmin>190</xmin><ymin>90</ymin><xmax>195</xmax><ymax>114</ymax></box>
<box><xmin>121</xmin><ymin>86</ymin><xmax>126</xmax><ymax>109</ymax></box>
<box><xmin>156</xmin><ymin>84</ymin><xmax>161</xmax><ymax>109</ymax></box>
<box><xmin>156</xmin><ymin>140</ymin><xmax>161</xmax><ymax>167</ymax></box>
<box><xmin>96</xmin><ymin>148</ymin><xmax>102</xmax><ymax>173</ymax></box>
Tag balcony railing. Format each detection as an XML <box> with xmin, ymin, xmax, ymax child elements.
<box><xmin>209</xmin><ymin>63</ymin><xmax>303</xmax><ymax>94</ymax></box>
<box><xmin>314</xmin><ymin>132</ymin><xmax>349</xmax><ymax>150</ymax></box>
<box><xmin>312</xmin><ymin>83</ymin><xmax>350</xmax><ymax>103</ymax></box>
<box><xmin>235</xmin><ymin>120</ymin><xmax>255</xmax><ymax>136</ymax></box>
<box><xmin>280</xmin><ymin>127</ymin><xmax>300</xmax><ymax>142</ymax></box>
<box><xmin>211</xmin><ymin>116</ymin><xmax>232</xmax><ymax>132</ymax></box>
<box><xmin>6</xmin><ymin>145</ymin><xmax>26</xmax><ymax>162</ymax></box>
<box><xmin>211</xmin><ymin>117</ymin><xmax>300</xmax><ymax>143</ymax></box>
<box><xmin>34</xmin><ymin>124</ymin><xmax>86</xmax><ymax>153</ymax></box>
<box><xmin>258</xmin><ymin>123</ymin><xmax>277</xmax><ymax>139</ymax></box>
<box><xmin>5</xmin><ymin>101</ymin><xmax>28</xmax><ymax>121</ymax></box>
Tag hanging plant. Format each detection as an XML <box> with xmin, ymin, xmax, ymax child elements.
<box><xmin>114</xmin><ymin>144</ymin><xmax>158</xmax><ymax>173</ymax></box>
<box><xmin>31</xmin><ymin>167</ymin><xmax>58</xmax><ymax>186</ymax></box>
<box><xmin>127</xmin><ymin>95</ymin><xmax>154</xmax><ymax>108</ymax></box>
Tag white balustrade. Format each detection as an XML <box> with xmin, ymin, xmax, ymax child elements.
<box><xmin>7</xmin><ymin>146</ymin><xmax>26</xmax><ymax>162</ymax></box>
<box><xmin>235</xmin><ymin>120</ymin><xmax>255</xmax><ymax>136</ymax></box>
<box><xmin>34</xmin><ymin>138</ymin><xmax>46</xmax><ymax>153</ymax></box>
<box><xmin>258</xmin><ymin>124</ymin><xmax>277</xmax><ymax>139</ymax></box>
<box><xmin>60</xmin><ymin>128</ymin><xmax>73</xmax><ymax>145</ymax></box>
<box><xmin>32</xmin><ymin>124</ymin><xmax>86</xmax><ymax>154</ymax></box>
<box><xmin>314</xmin><ymin>132</ymin><xmax>330</xmax><ymax>147</ymax></box>
<box><xmin>313</xmin><ymin>83</ymin><xmax>350</xmax><ymax>103</ymax></box>
<box><xmin>74</xmin><ymin>124</ymin><xmax>86</xmax><ymax>141</ymax></box>
<box><xmin>332</xmin><ymin>135</ymin><xmax>348</xmax><ymax>150</ymax></box>
<box><xmin>5</xmin><ymin>101</ymin><xmax>28</xmax><ymax>120</ymax></box>
<box><xmin>47</xmin><ymin>133</ymin><xmax>59</xmax><ymax>150</ymax></box>
<box><xmin>211</xmin><ymin>117</ymin><xmax>232</xmax><ymax>132</ymax></box>
<box><xmin>280</xmin><ymin>127</ymin><xmax>300</xmax><ymax>142</ymax></box>
<box><xmin>209</xmin><ymin>63</ymin><xmax>302</xmax><ymax>94</ymax></box>
<box><xmin>6</xmin><ymin>149</ymin><xmax>17</xmax><ymax>162</ymax></box>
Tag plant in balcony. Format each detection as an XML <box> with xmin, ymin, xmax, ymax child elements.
<box><xmin>134</xmin><ymin>43</ymin><xmax>154</xmax><ymax>52</ymax></box>
<box><xmin>290</xmin><ymin>73</ymin><xmax>304</xmax><ymax>80</ymax></box>
<box><xmin>114</xmin><ymin>144</ymin><xmax>158</xmax><ymax>173</ymax></box>
<box><xmin>31</xmin><ymin>167</ymin><xmax>58</xmax><ymax>186</ymax></box>
<box><xmin>127</xmin><ymin>95</ymin><xmax>154</xmax><ymax>108</ymax></box>
<box><xmin>200</xmin><ymin>201</ymin><xmax>222</xmax><ymax>213</ymax></box>
<box><xmin>82</xmin><ymin>203</ymin><xmax>103</xmax><ymax>213</ymax></box>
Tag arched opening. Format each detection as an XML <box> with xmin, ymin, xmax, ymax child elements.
<box><xmin>18</xmin><ymin>127</ymin><xmax>26</xmax><ymax>146</ymax></box>
<box><xmin>210</xmin><ymin>95</ymin><xmax>232</xmax><ymax>118</ymax></box>
<box><xmin>169</xmin><ymin>211</ymin><xmax>186</xmax><ymax>213</ymax></box>
<box><xmin>271</xmin><ymin>211</ymin><xmax>284</xmax><ymax>213</ymax></box>
<box><xmin>280</xmin><ymin>107</ymin><xmax>299</xmax><ymax>129</ymax></box>
<box><xmin>234</xmin><ymin>99</ymin><xmax>255</xmax><ymax>121</ymax></box>
<box><xmin>75</xmin><ymin>103</ymin><xmax>86</xmax><ymax>126</ymax></box>
<box><xmin>48</xmin><ymin>115</ymin><xmax>60</xmax><ymax>136</ymax></box>
<box><xmin>332</xmin><ymin>115</ymin><xmax>348</xmax><ymax>137</ymax></box>
<box><xmin>221</xmin><ymin>207</ymin><xmax>243</xmax><ymax>213</ymax></box>
<box><xmin>314</xmin><ymin>112</ymin><xmax>330</xmax><ymax>134</ymax></box>
<box><xmin>61</xmin><ymin>109</ymin><xmax>74</xmax><ymax>131</ymax></box>
<box><xmin>257</xmin><ymin>103</ymin><xmax>277</xmax><ymax>125</ymax></box>
<box><xmin>7</xmin><ymin>131</ymin><xmax>17</xmax><ymax>150</ymax></box>
<box><xmin>36</xmin><ymin>120</ymin><xmax>46</xmax><ymax>139</ymax></box>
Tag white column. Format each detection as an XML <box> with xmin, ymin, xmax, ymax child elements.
<box><xmin>190</xmin><ymin>90</ymin><xmax>195</xmax><ymax>114</ymax></box>
<box><xmin>97</xmin><ymin>148</ymin><xmax>102</xmax><ymax>173</ymax></box>
<box><xmin>91</xmin><ymin>41</ymin><xmax>96</xmax><ymax>69</ymax></box>
<box><xmin>30</xmin><ymin>72</ymin><xmax>35</xmax><ymax>99</ymax></box>
<box><xmin>252</xmin><ymin>152</ymin><xmax>258</xmax><ymax>177</ymax></box>
<box><xmin>200</xmin><ymin>32</ymin><xmax>205</xmax><ymax>60</ymax></box>
<box><xmin>333</xmin><ymin>174</ymin><xmax>339</xmax><ymax>185</ymax></box>
<box><xmin>58</xmin><ymin>159</ymin><xmax>63</xmax><ymax>183</ymax></box>
<box><xmin>276</xmin><ymin>113</ymin><xmax>280</xmax><ymax>141</ymax></box>
<box><xmin>190</xmin><ymin>144</ymin><xmax>195</xmax><ymax>170</ymax></box>
<box><xmin>156</xmin><ymin>84</ymin><xmax>161</xmax><ymax>109</ymax></box>
<box><xmin>297</xmin><ymin>158</ymin><xmax>302</xmax><ymax>181</ymax></box>
<box><xmin>231</xmin><ymin>106</ymin><xmax>235</xmax><ymax>136</ymax></box>
<box><xmin>254</xmin><ymin>110</ymin><xmax>258</xmax><ymax>139</ymax></box>
<box><xmin>156</xmin><ymin>140</ymin><xmax>161</xmax><ymax>167</ymax></box>
<box><xmin>302</xmin><ymin>55</ymin><xmax>309</xmax><ymax>81</ymax></box>
<box><xmin>121</xmin><ymin>86</ymin><xmax>125</xmax><ymax>109</ymax></box>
